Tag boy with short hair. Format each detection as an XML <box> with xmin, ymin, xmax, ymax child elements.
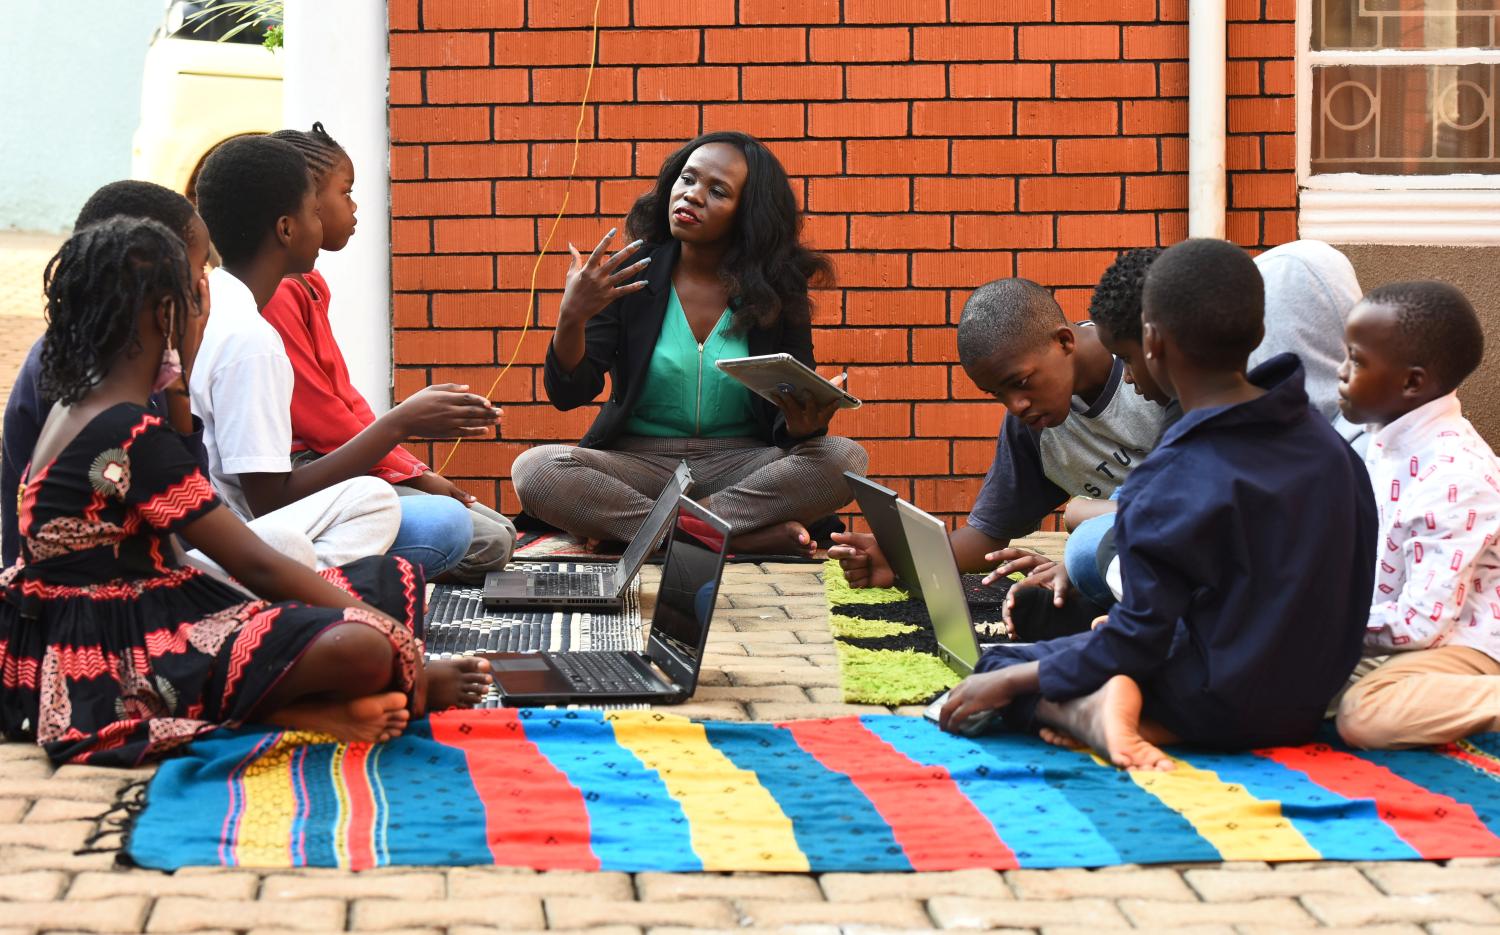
<box><xmin>830</xmin><ymin>277</ymin><xmax>1169</xmax><ymax>590</ymax></box>
<box><xmin>939</xmin><ymin>239</ymin><xmax>1378</xmax><ymax>769</ymax></box>
<box><xmin>262</xmin><ymin>124</ymin><xmax>516</xmax><ymax>583</ymax></box>
<box><xmin>1335</xmin><ymin>281</ymin><xmax>1500</xmax><ymax>749</ymax></box>
<box><xmin>192</xmin><ymin>136</ymin><xmax>495</xmax><ymax>575</ymax></box>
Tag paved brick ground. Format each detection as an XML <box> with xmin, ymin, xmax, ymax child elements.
<box><xmin>0</xmin><ymin>231</ymin><xmax>60</xmax><ymax>319</ymax></box>
<box><xmin>0</xmin><ymin>232</ymin><xmax>58</xmax><ymax>416</ymax></box>
<box><xmin>1</xmin><ymin>266</ymin><xmax>1497</xmax><ymax>933</ymax></box>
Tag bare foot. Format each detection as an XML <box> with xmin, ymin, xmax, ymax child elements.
<box><xmin>269</xmin><ymin>692</ymin><xmax>410</xmax><ymax>744</ymax></box>
<box><xmin>1038</xmin><ymin>726</ymin><xmax>1080</xmax><ymax>749</ymax></box>
<box><xmin>424</xmin><ymin>657</ymin><xmax>493</xmax><ymax>711</ymax></box>
<box><xmin>730</xmin><ymin>521</ymin><xmax>815</xmax><ymax>558</ymax></box>
<box><xmin>1037</xmin><ymin>675</ymin><xmax>1176</xmax><ymax>771</ymax></box>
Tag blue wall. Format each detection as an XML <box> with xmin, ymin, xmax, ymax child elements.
<box><xmin>0</xmin><ymin>1</ymin><xmax>164</xmax><ymax>232</ymax></box>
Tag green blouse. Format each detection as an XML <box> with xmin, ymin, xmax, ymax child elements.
<box><xmin>622</xmin><ymin>288</ymin><xmax>760</xmax><ymax>439</ymax></box>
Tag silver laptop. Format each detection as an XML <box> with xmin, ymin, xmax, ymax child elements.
<box><xmin>482</xmin><ymin>461</ymin><xmax>691</xmax><ymax>610</ymax></box>
<box><xmin>845</xmin><ymin>473</ymin><xmax>1010</xmax><ymax>607</ymax></box>
<box><xmin>487</xmin><ymin>496</ymin><xmax>730</xmax><ymax>705</ymax></box>
<box><xmin>900</xmin><ymin>499</ymin><xmax>1017</xmax><ymax>733</ymax></box>
<box><xmin>896</xmin><ymin>498</ymin><xmax>1006</xmax><ymax>677</ymax></box>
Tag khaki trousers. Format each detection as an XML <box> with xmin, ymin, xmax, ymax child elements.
<box><xmin>1336</xmin><ymin>645</ymin><xmax>1500</xmax><ymax>749</ymax></box>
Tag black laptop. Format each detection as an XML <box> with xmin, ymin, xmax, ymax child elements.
<box><xmin>844</xmin><ymin>472</ymin><xmax>1010</xmax><ymax>607</ymax></box>
<box><xmin>482</xmin><ymin>462</ymin><xmax>692</xmax><ymax>610</ymax></box>
<box><xmin>486</xmin><ymin>495</ymin><xmax>730</xmax><ymax>705</ymax></box>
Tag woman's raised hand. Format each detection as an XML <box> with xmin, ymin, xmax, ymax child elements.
<box><xmin>558</xmin><ymin>229</ymin><xmax>651</xmax><ymax>326</ymax></box>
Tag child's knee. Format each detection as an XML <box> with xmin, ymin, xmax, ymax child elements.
<box><xmin>254</xmin><ymin>523</ymin><xmax>317</xmax><ymax>570</ymax></box>
<box><xmin>343</xmin><ymin>476</ymin><xmax>402</xmax><ymax>516</ymax></box>
<box><xmin>1334</xmin><ymin>679</ymin><xmax>1398</xmax><ymax>749</ymax></box>
<box><xmin>452</xmin><ymin>510</ymin><xmax>515</xmax><ymax>575</ymax></box>
<box><xmin>318</xmin><ymin>621</ymin><xmax>397</xmax><ymax>692</ymax></box>
<box><xmin>389</xmin><ymin>495</ymin><xmax>475</xmax><ymax>577</ymax></box>
<box><xmin>425</xmin><ymin>497</ymin><xmax>476</xmax><ymax>566</ymax></box>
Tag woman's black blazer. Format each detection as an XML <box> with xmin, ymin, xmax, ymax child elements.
<box><xmin>541</xmin><ymin>240</ymin><xmax>824</xmax><ymax>451</ymax></box>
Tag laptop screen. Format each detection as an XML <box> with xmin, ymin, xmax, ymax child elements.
<box><xmin>895</xmin><ymin>499</ymin><xmax>981</xmax><ymax>674</ymax></box>
<box><xmin>646</xmin><ymin>496</ymin><xmax>730</xmax><ymax>692</ymax></box>
<box><xmin>608</xmin><ymin>462</ymin><xmax>693</xmax><ymax>592</ymax></box>
<box><xmin>845</xmin><ymin>472</ymin><xmax>923</xmax><ymax>597</ymax></box>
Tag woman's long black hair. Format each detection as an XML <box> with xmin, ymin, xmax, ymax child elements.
<box><xmin>625</xmin><ymin>131</ymin><xmax>831</xmax><ymax>333</ymax></box>
<box><xmin>40</xmin><ymin>217</ymin><xmax>196</xmax><ymax>406</ymax></box>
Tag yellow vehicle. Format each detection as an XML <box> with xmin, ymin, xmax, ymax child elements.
<box><xmin>131</xmin><ymin>1</ymin><xmax>282</xmax><ymax>199</ymax></box>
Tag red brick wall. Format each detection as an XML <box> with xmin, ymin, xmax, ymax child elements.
<box><xmin>388</xmin><ymin>0</ymin><xmax>1296</xmax><ymax>529</ymax></box>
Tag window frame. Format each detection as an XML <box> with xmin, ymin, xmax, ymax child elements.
<box><xmin>1296</xmin><ymin>0</ymin><xmax>1500</xmax><ymax>243</ymax></box>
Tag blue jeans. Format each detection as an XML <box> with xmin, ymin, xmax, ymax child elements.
<box><xmin>387</xmin><ymin>492</ymin><xmax>473</xmax><ymax>579</ymax></box>
<box><xmin>1064</xmin><ymin>511</ymin><xmax>1117</xmax><ymax>609</ymax></box>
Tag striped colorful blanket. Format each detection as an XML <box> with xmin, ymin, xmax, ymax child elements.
<box><xmin>125</xmin><ymin>710</ymin><xmax>1500</xmax><ymax>871</ymax></box>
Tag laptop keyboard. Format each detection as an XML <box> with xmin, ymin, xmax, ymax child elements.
<box><xmin>550</xmin><ymin>652</ymin><xmax>659</xmax><ymax>694</ymax></box>
<box><xmin>425</xmin><ymin>587</ymin><xmax>643</xmax><ymax>654</ymax></box>
<box><xmin>530</xmin><ymin>571</ymin><xmax>607</xmax><ymax>597</ymax></box>
<box><xmin>424</xmin><ymin>584</ymin><xmax>648</xmax><ymax>709</ymax></box>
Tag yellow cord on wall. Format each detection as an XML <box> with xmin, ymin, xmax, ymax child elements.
<box><xmin>436</xmin><ymin>0</ymin><xmax>604</xmax><ymax>476</ymax></box>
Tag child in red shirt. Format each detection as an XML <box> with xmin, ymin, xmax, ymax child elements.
<box><xmin>262</xmin><ymin>124</ymin><xmax>515</xmax><ymax>582</ymax></box>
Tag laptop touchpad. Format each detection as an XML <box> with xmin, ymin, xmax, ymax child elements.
<box><xmin>493</xmin><ymin>657</ymin><xmax>551</xmax><ymax>671</ymax></box>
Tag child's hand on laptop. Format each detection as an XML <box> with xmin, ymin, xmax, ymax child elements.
<box><xmin>938</xmin><ymin>661</ymin><xmax>1040</xmax><ymax>734</ymax></box>
<box><xmin>828</xmin><ymin>531</ymin><xmax>895</xmax><ymax>589</ymax></box>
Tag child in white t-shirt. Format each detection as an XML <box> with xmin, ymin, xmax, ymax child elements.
<box><xmin>192</xmin><ymin>135</ymin><xmax>497</xmax><ymax>578</ymax></box>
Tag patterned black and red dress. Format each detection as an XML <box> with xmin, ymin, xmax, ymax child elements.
<box><xmin>0</xmin><ymin>403</ymin><xmax>424</xmax><ymax>766</ymax></box>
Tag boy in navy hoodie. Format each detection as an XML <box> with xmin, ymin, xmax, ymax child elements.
<box><xmin>940</xmin><ymin>239</ymin><xmax>1378</xmax><ymax>769</ymax></box>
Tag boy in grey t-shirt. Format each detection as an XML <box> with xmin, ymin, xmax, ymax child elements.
<box><xmin>830</xmin><ymin>278</ymin><xmax>1169</xmax><ymax>589</ymax></box>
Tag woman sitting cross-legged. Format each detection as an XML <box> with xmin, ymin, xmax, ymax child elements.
<box><xmin>513</xmin><ymin>131</ymin><xmax>867</xmax><ymax>557</ymax></box>
<box><xmin>0</xmin><ymin>218</ymin><xmax>489</xmax><ymax>767</ymax></box>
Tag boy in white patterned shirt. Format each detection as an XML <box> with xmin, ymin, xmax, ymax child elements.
<box><xmin>1336</xmin><ymin>281</ymin><xmax>1500</xmax><ymax>749</ymax></box>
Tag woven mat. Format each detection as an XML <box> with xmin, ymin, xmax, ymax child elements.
<box><xmin>125</xmin><ymin>709</ymin><xmax>1500</xmax><ymax>871</ymax></box>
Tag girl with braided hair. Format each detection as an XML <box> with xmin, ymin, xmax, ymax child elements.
<box><xmin>0</xmin><ymin>217</ymin><xmax>491</xmax><ymax>766</ymax></box>
<box><xmin>262</xmin><ymin>122</ymin><xmax>517</xmax><ymax>582</ymax></box>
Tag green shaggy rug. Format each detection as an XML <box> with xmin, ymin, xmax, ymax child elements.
<box><xmin>823</xmin><ymin>561</ymin><xmax>1011</xmax><ymax>705</ymax></box>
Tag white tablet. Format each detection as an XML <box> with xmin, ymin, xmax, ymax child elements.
<box><xmin>715</xmin><ymin>354</ymin><xmax>862</xmax><ymax>410</ymax></box>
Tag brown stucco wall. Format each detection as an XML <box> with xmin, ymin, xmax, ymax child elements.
<box><xmin>1336</xmin><ymin>244</ymin><xmax>1500</xmax><ymax>447</ymax></box>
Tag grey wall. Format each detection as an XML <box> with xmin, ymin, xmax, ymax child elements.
<box><xmin>1338</xmin><ymin>244</ymin><xmax>1500</xmax><ymax>447</ymax></box>
<box><xmin>0</xmin><ymin>1</ymin><xmax>164</xmax><ymax>232</ymax></box>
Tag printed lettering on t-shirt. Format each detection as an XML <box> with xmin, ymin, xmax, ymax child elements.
<box><xmin>1081</xmin><ymin>447</ymin><xmax>1136</xmax><ymax>498</ymax></box>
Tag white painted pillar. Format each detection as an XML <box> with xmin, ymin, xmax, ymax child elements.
<box><xmin>282</xmin><ymin>0</ymin><xmax>394</xmax><ymax>410</ymax></box>
<box><xmin>1188</xmin><ymin>0</ymin><xmax>1227</xmax><ymax>239</ymax></box>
